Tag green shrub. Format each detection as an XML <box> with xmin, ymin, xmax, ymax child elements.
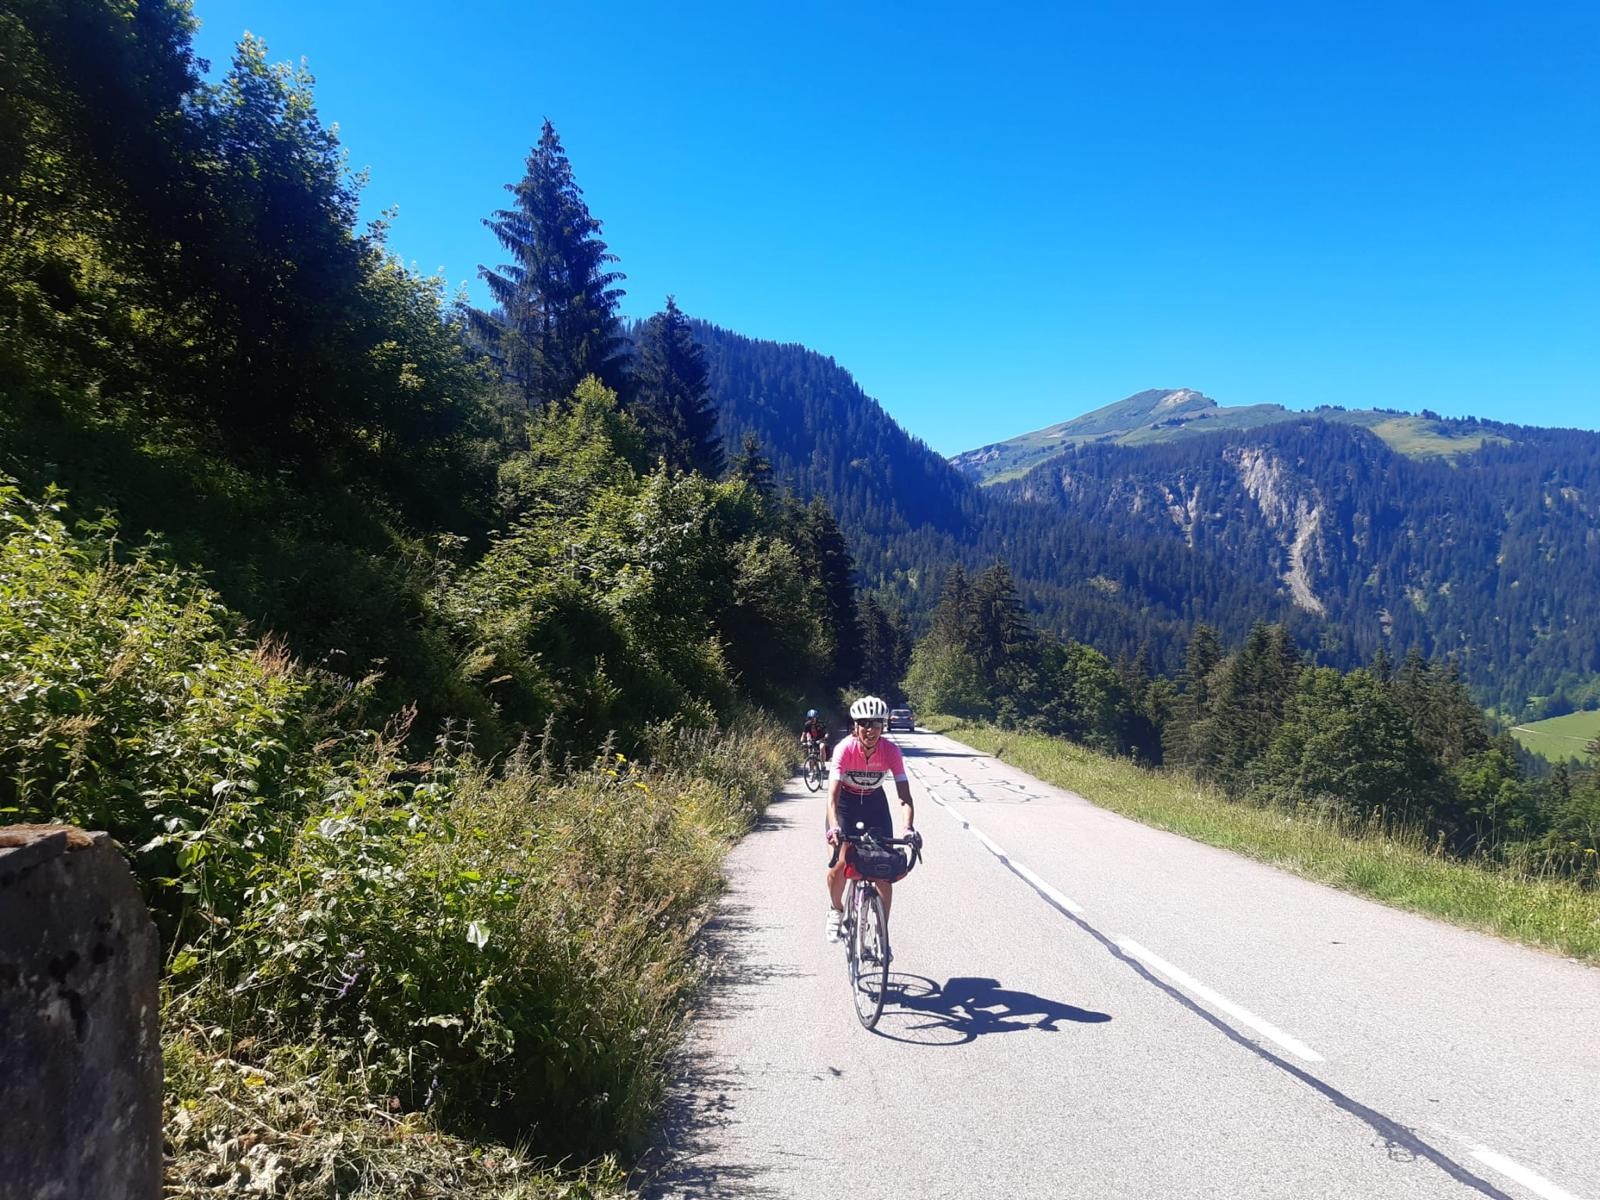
<box><xmin>176</xmin><ymin>715</ymin><xmax>791</xmax><ymax>1159</ymax></box>
<box><xmin>0</xmin><ymin>480</ymin><xmax>336</xmax><ymax>933</ymax></box>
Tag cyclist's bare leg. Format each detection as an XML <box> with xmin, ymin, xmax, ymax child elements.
<box><xmin>827</xmin><ymin>862</ymin><xmax>892</xmax><ymax>921</ymax></box>
<box><xmin>826</xmin><ymin>857</ymin><xmax>848</xmax><ymax>911</ymax></box>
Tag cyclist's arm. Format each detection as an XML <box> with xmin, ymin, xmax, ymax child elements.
<box><xmin>826</xmin><ymin>776</ymin><xmax>843</xmax><ymax>832</ymax></box>
<box><xmin>895</xmin><ymin>778</ymin><xmax>915</xmax><ymax>832</ymax></box>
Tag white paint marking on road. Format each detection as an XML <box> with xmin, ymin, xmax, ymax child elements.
<box><xmin>1465</xmin><ymin>1143</ymin><xmax>1587</xmax><ymax>1200</ymax></box>
<box><xmin>922</xmin><ymin>786</ymin><xmax>1085</xmax><ymax>913</ymax></box>
<box><xmin>1117</xmin><ymin>939</ymin><xmax>1326</xmax><ymax>1063</ymax></box>
<box><xmin>1008</xmin><ymin>859</ymin><xmax>1087</xmax><ymax>915</ymax></box>
<box><xmin>923</xmin><ymin>774</ymin><xmax>1320</xmax><ymax>1065</ymax></box>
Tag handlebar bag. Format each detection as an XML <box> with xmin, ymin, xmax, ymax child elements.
<box><xmin>849</xmin><ymin>844</ymin><xmax>909</xmax><ymax>882</ymax></box>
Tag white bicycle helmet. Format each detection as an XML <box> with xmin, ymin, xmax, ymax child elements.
<box><xmin>849</xmin><ymin>695</ymin><xmax>889</xmax><ymax>721</ymax></box>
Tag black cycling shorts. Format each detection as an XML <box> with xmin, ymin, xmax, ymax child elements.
<box><xmin>832</xmin><ymin>786</ymin><xmax>893</xmax><ymax>841</ymax></box>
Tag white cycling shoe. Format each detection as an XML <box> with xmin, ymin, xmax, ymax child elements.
<box><xmin>825</xmin><ymin>909</ymin><xmax>844</xmax><ymax>943</ymax></box>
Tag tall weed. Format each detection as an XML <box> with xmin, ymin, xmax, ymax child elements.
<box><xmin>175</xmin><ymin>715</ymin><xmax>792</xmax><ymax>1159</ymax></box>
<box><xmin>0</xmin><ymin>480</ymin><xmax>340</xmax><ymax>935</ymax></box>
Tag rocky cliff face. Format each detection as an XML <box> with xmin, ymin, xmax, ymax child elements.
<box><xmin>1227</xmin><ymin>447</ymin><xmax>1328</xmax><ymax>616</ymax></box>
<box><xmin>1010</xmin><ymin>428</ymin><xmax>1361</xmax><ymax>623</ymax></box>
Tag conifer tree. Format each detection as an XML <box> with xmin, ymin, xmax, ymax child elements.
<box><xmin>971</xmin><ymin>560</ymin><xmax>1033</xmax><ymax>676</ymax></box>
<box><xmin>928</xmin><ymin>565</ymin><xmax>979</xmax><ymax>653</ymax></box>
<box><xmin>859</xmin><ymin>595</ymin><xmax>911</xmax><ymax>699</ymax></box>
<box><xmin>796</xmin><ymin>498</ymin><xmax>861</xmax><ymax>685</ymax></box>
<box><xmin>632</xmin><ymin>296</ymin><xmax>723</xmax><ymax>475</ymax></box>
<box><xmin>1164</xmin><ymin>624</ymin><xmax>1224</xmax><ymax>769</ymax></box>
<box><xmin>473</xmin><ymin>120</ymin><xmax>629</xmax><ymax>410</ymax></box>
<box><xmin>730</xmin><ymin>432</ymin><xmax>775</xmax><ymax>495</ymax></box>
<box><xmin>1392</xmin><ymin>651</ymin><xmax>1492</xmax><ymax>768</ymax></box>
<box><xmin>1208</xmin><ymin>621</ymin><xmax>1304</xmax><ymax>792</ymax></box>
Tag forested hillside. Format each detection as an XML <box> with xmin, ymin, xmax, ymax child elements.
<box><xmin>0</xmin><ymin>5</ymin><xmax>863</xmax><ymax>1193</ymax></box>
<box><xmin>699</xmin><ymin>326</ymin><xmax>1600</xmax><ymax>714</ymax></box>
<box><xmin>999</xmin><ymin>420</ymin><xmax>1600</xmax><ymax>712</ymax></box>
<box><xmin>697</xmin><ymin>323</ymin><xmax>1297</xmax><ymax>677</ymax></box>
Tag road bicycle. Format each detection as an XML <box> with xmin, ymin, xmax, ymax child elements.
<box><xmin>828</xmin><ymin>826</ymin><xmax>923</xmax><ymax>1029</ymax></box>
<box><xmin>801</xmin><ymin>737</ymin><xmax>826</xmax><ymax>792</ymax></box>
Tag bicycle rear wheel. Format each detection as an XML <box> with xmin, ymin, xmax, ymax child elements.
<box><xmin>850</xmin><ymin>887</ymin><xmax>890</xmax><ymax>1029</ymax></box>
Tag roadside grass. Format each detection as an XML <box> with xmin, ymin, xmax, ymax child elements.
<box><xmin>925</xmin><ymin>716</ymin><xmax>1600</xmax><ymax>964</ymax></box>
<box><xmin>162</xmin><ymin>716</ymin><xmax>795</xmax><ymax>1191</ymax></box>
<box><xmin>164</xmin><ymin>1028</ymin><xmax>627</xmax><ymax>1199</ymax></box>
<box><xmin>1511</xmin><ymin>709</ymin><xmax>1600</xmax><ymax>764</ymax></box>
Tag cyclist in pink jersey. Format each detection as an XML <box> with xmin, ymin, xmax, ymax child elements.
<box><xmin>825</xmin><ymin>694</ymin><xmax>920</xmax><ymax>942</ymax></box>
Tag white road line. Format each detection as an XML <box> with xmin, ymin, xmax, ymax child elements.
<box><xmin>1116</xmin><ymin>939</ymin><xmax>1326</xmax><ymax>1063</ymax></box>
<box><xmin>921</xmin><ymin>775</ymin><xmax>1323</xmax><ymax>1063</ymax></box>
<box><xmin>1465</xmin><ymin>1143</ymin><xmax>1587</xmax><ymax>1200</ymax></box>
<box><xmin>1009</xmin><ymin>859</ymin><xmax>1086</xmax><ymax>915</ymax></box>
<box><xmin>922</xmin><ymin>786</ymin><xmax>1087</xmax><ymax>915</ymax></box>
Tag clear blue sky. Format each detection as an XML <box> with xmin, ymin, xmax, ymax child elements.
<box><xmin>191</xmin><ymin>0</ymin><xmax>1599</xmax><ymax>455</ymax></box>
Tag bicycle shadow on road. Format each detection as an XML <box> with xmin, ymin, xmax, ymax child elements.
<box><xmin>871</xmin><ymin>973</ymin><xmax>1111</xmax><ymax>1046</ymax></box>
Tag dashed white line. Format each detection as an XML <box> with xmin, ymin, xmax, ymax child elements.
<box><xmin>1115</xmin><ymin>939</ymin><xmax>1326</xmax><ymax>1063</ymax></box>
<box><xmin>922</xmin><ymin>776</ymin><xmax>1323</xmax><ymax>1063</ymax></box>
<box><xmin>923</xmin><ymin>786</ymin><xmax>1083</xmax><ymax>917</ymax></box>
<box><xmin>917</xmin><ymin>752</ymin><xmax>1589</xmax><ymax>1199</ymax></box>
<box><xmin>1007</xmin><ymin>858</ymin><xmax>1086</xmax><ymax>916</ymax></box>
<box><xmin>1465</xmin><ymin>1143</ymin><xmax>1587</xmax><ymax>1200</ymax></box>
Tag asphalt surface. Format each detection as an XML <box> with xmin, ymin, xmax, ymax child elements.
<box><xmin>641</xmin><ymin>729</ymin><xmax>1600</xmax><ymax>1200</ymax></box>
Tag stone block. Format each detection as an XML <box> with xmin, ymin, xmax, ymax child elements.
<box><xmin>1</xmin><ymin>825</ymin><xmax>162</xmax><ymax>1200</ymax></box>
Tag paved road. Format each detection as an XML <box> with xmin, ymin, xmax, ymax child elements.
<box><xmin>642</xmin><ymin>729</ymin><xmax>1600</xmax><ymax>1200</ymax></box>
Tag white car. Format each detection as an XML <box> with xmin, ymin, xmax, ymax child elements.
<box><xmin>887</xmin><ymin>708</ymin><xmax>915</xmax><ymax>733</ymax></box>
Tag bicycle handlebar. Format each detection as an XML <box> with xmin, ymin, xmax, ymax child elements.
<box><xmin>827</xmin><ymin>828</ymin><xmax>924</xmax><ymax>872</ymax></box>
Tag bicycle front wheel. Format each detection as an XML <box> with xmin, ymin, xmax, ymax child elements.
<box><xmin>803</xmin><ymin>756</ymin><xmax>822</xmax><ymax>791</ymax></box>
<box><xmin>851</xmin><ymin>888</ymin><xmax>890</xmax><ymax>1029</ymax></box>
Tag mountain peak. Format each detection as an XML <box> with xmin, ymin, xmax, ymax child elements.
<box><xmin>950</xmin><ymin>388</ymin><xmax>1224</xmax><ymax>482</ymax></box>
<box><xmin>1158</xmin><ymin>388</ymin><xmax>1211</xmax><ymax>410</ymax></box>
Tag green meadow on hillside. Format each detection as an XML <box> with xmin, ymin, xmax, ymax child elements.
<box><xmin>1512</xmin><ymin>710</ymin><xmax>1600</xmax><ymax>763</ymax></box>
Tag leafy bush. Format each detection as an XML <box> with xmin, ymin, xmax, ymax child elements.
<box><xmin>176</xmin><ymin>716</ymin><xmax>792</xmax><ymax>1159</ymax></box>
<box><xmin>0</xmin><ymin>480</ymin><xmax>336</xmax><ymax>934</ymax></box>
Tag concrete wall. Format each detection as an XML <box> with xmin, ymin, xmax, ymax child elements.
<box><xmin>0</xmin><ymin>825</ymin><xmax>162</xmax><ymax>1200</ymax></box>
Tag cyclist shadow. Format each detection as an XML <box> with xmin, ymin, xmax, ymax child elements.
<box><xmin>873</xmin><ymin>974</ymin><xmax>1111</xmax><ymax>1046</ymax></box>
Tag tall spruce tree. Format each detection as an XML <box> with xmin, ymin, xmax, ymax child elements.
<box><xmin>633</xmin><ymin>296</ymin><xmax>722</xmax><ymax>475</ymax></box>
<box><xmin>730</xmin><ymin>432</ymin><xmax>775</xmax><ymax>496</ymax></box>
<box><xmin>971</xmin><ymin>560</ymin><xmax>1033</xmax><ymax>677</ymax></box>
<box><xmin>903</xmin><ymin>565</ymin><xmax>988</xmax><ymax>717</ymax></box>
<box><xmin>928</xmin><ymin>564</ymin><xmax>979</xmax><ymax>652</ymax></box>
<box><xmin>796</xmin><ymin>498</ymin><xmax>861</xmax><ymax>686</ymax></box>
<box><xmin>1164</xmin><ymin>624</ymin><xmax>1224</xmax><ymax>769</ymax></box>
<box><xmin>858</xmin><ymin>594</ymin><xmax>911</xmax><ymax>700</ymax></box>
<box><xmin>1208</xmin><ymin>621</ymin><xmax>1304</xmax><ymax>792</ymax></box>
<box><xmin>472</xmin><ymin>120</ymin><xmax>629</xmax><ymax>409</ymax></box>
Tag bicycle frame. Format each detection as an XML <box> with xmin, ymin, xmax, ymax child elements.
<box><xmin>828</xmin><ymin>827</ymin><xmax>922</xmax><ymax>1029</ymax></box>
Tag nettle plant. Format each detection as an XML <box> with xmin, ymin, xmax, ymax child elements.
<box><xmin>0</xmin><ymin>480</ymin><xmax>339</xmax><ymax>936</ymax></box>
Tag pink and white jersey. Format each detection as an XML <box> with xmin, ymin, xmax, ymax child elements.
<box><xmin>830</xmin><ymin>736</ymin><xmax>908</xmax><ymax>794</ymax></box>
